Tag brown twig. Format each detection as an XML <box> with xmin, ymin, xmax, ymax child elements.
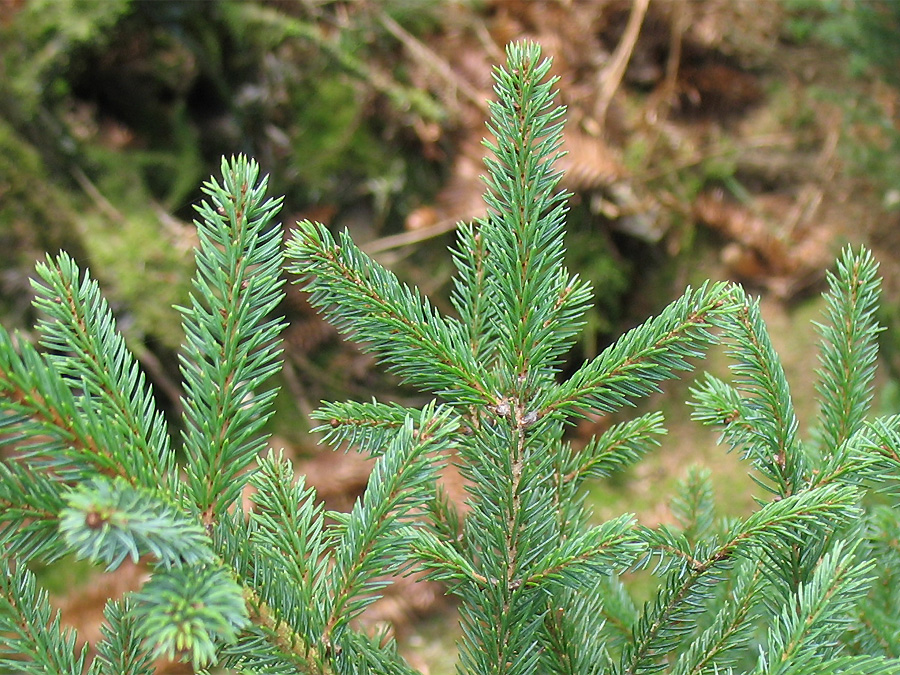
<box><xmin>595</xmin><ymin>0</ymin><xmax>651</xmax><ymax>125</ymax></box>
<box><xmin>361</xmin><ymin>216</ymin><xmax>461</xmax><ymax>254</ymax></box>
<box><xmin>378</xmin><ymin>10</ymin><xmax>490</xmax><ymax>115</ymax></box>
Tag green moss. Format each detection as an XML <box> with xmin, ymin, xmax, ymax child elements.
<box><xmin>77</xmin><ymin>208</ymin><xmax>193</xmax><ymax>351</ymax></box>
<box><xmin>0</xmin><ymin>122</ymin><xmax>195</xmax><ymax>351</ymax></box>
<box><xmin>0</xmin><ymin>120</ymin><xmax>81</xmax><ymax>246</ymax></box>
<box><xmin>0</xmin><ymin>0</ymin><xmax>131</xmax><ymax>114</ymax></box>
<box><xmin>29</xmin><ymin>554</ymin><xmax>96</xmax><ymax>597</ymax></box>
<box><xmin>288</xmin><ymin>76</ymin><xmax>394</xmax><ymax>197</ymax></box>
<box><xmin>0</xmin><ymin>119</ymin><xmax>88</xmax><ymax>323</ymax></box>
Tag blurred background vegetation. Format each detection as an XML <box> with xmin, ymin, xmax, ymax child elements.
<box><xmin>4</xmin><ymin>0</ymin><xmax>900</xmax><ymax>671</ymax></box>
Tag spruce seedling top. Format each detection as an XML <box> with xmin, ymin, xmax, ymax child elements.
<box><xmin>287</xmin><ymin>41</ymin><xmax>732</xmax><ymax>674</ymax></box>
<box><xmin>288</xmin><ymin>42</ymin><xmax>900</xmax><ymax>675</ymax></box>
<box><xmin>2</xmin><ymin>39</ymin><xmax>900</xmax><ymax>675</ymax></box>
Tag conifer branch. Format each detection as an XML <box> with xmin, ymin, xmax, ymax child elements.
<box><xmin>323</xmin><ymin>406</ymin><xmax>458</xmax><ymax>645</ymax></box>
<box><xmin>218</xmin><ymin>623</ymin><xmax>323</xmax><ymax>675</ymax></box>
<box><xmin>407</xmin><ymin>526</ymin><xmax>486</xmax><ymax>588</ymax></box>
<box><xmin>478</xmin><ymin>42</ymin><xmax>593</xmax><ymax>390</ymax></box>
<box><xmin>540</xmin><ymin>587</ymin><xmax>610</xmax><ymax>675</ymax></box>
<box><xmin>31</xmin><ymin>251</ymin><xmax>174</xmax><ymax>490</ymax></box>
<box><xmin>671</xmin><ymin>562</ymin><xmax>764</xmax><ymax>675</ymax></box>
<box><xmin>132</xmin><ymin>563</ymin><xmax>248</xmax><ymax>669</ymax></box>
<box><xmin>690</xmin><ymin>373</ymin><xmax>755</xmax><ymax>451</ymax></box>
<box><xmin>754</xmin><ymin>543</ymin><xmax>874</xmax><ymax>675</ymax></box>
<box><xmin>0</xmin><ymin>460</ymin><xmax>67</xmax><ymax>562</ymax></box>
<box><xmin>771</xmin><ymin>655</ymin><xmax>900</xmax><ymax>675</ymax></box>
<box><xmin>813</xmin><ymin>246</ymin><xmax>882</xmax><ymax>459</ymax></box>
<box><xmin>90</xmin><ymin>598</ymin><xmax>156</xmax><ymax>675</ymax></box>
<box><xmin>807</xmin><ymin>425</ymin><xmax>877</xmax><ymax>490</ymax></box>
<box><xmin>525</xmin><ymin>514</ymin><xmax>642</xmax><ymax>588</ymax></box>
<box><xmin>333</xmin><ymin>629</ymin><xmax>421</xmax><ymax>675</ymax></box>
<box><xmin>0</xmin><ymin>327</ymin><xmax>121</xmax><ymax>480</ymax></box>
<box><xmin>849</xmin><ymin>504</ymin><xmax>900</xmax><ymax>659</ymax></box>
<box><xmin>449</xmin><ymin>220</ymin><xmax>496</xmax><ymax>363</ymax></box>
<box><xmin>860</xmin><ymin>414</ymin><xmax>900</xmax><ymax>476</ymax></box>
<box><xmin>544</xmin><ymin>281</ymin><xmax>733</xmax><ymax>420</ymax></box>
<box><xmin>626</xmin><ymin>485</ymin><xmax>858</xmax><ymax>674</ymax></box>
<box><xmin>423</xmin><ymin>482</ymin><xmax>466</xmax><ymax>556</ymax></box>
<box><xmin>719</xmin><ymin>289</ymin><xmax>804</xmax><ymax>497</ymax></box>
<box><xmin>670</xmin><ymin>467</ymin><xmax>717</xmax><ymax>545</ymax></box>
<box><xmin>596</xmin><ymin>574</ymin><xmax>639</xmax><ymax>649</ymax></box>
<box><xmin>213</xmin><ymin>514</ymin><xmax>327</xmax><ymax>673</ymax></box>
<box><xmin>562</xmin><ymin>411</ymin><xmax>667</xmax><ymax>486</ymax></box>
<box><xmin>287</xmin><ymin>220</ymin><xmax>494</xmax><ymax>407</ymax></box>
<box><xmin>179</xmin><ymin>155</ymin><xmax>285</xmax><ymax>524</ymax></box>
<box><xmin>0</xmin><ymin>559</ymin><xmax>88</xmax><ymax>675</ymax></box>
<box><xmin>58</xmin><ymin>475</ymin><xmax>215</xmax><ymax>570</ymax></box>
<box><xmin>248</xmin><ymin>453</ymin><xmax>329</xmax><ymax>642</ymax></box>
<box><xmin>311</xmin><ymin>398</ymin><xmax>461</xmax><ymax>457</ymax></box>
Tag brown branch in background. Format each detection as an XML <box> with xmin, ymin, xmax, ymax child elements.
<box><xmin>71</xmin><ymin>167</ymin><xmax>123</xmax><ymax>223</ymax></box>
<box><xmin>379</xmin><ymin>11</ymin><xmax>490</xmax><ymax>116</ymax></box>
<box><xmin>595</xmin><ymin>0</ymin><xmax>651</xmax><ymax>126</ymax></box>
<box><xmin>362</xmin><ymin>216</ymin><xmax>461</xmax><ymax>255</ymax></box>
<box><xmin>657</xmin><ymin>0</ymin><xmax>687</xmax><ymax>119</ymax></box>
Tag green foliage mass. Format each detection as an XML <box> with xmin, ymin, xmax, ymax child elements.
<box><xmin>0</xmin><ymin>0</ymin><xmax>449</xmax><ymax>353</ymax></box>
<box><xmin>0</xmin><ymin>0</ymin><xmax>131</xmax><ymax>115</ymax></box>
<box><xmin>1</xmin><ymin>41</ymin><xmax>900</xmax><ymax>675</ymax></box>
